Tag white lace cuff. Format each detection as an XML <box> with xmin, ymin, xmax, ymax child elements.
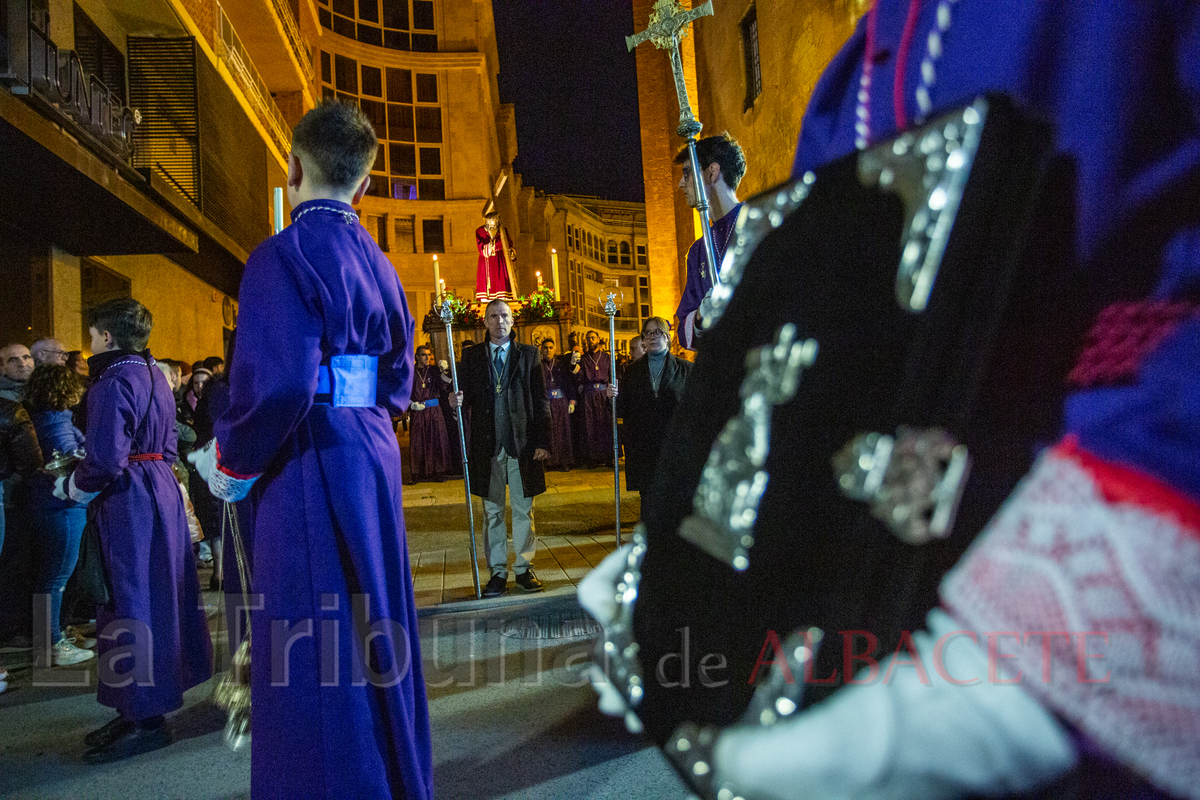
<box><xmin>67</xmin><ymin>473</ymin><xmax>99</xmax><ymax>504</ymax></box>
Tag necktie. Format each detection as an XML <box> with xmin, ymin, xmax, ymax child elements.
<box><xmin>493</xmin><ymin>346</ymin><xmax>504</xmax><ymax>393</ymax></box>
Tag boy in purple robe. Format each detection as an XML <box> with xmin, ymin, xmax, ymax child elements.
<box><xmin>408</xmin><ymin>345</ymin><xmax>451</xmax><ymax>482</ymax></box>
<box><xmin>574</xmin><ymin>331</ymin><xmax>618</xmax><ymax>467</ymax></box>
<box><xmin>191</xmin><ymin>100</ymin><xmax>433</xmax><ymax>800</ymax></box>
<box><xmin>539</xmin><ymin>337</ymin><xmax>575</xmax><ymax>470</ymax></box>
<box><xmin>59</xmin><ymin>298</ymin><xmax>212</xmax><ymax>763</ymax></box>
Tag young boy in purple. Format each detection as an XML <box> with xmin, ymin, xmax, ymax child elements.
<box><xmin>60</xmin><ymin>298</ymin><xmax>212</xmax><ymax>763</ymax></box>
<box><xmin>191</xmin><ymin>100</ymin><xmax>433</xmax><ymax>800</ymax></box>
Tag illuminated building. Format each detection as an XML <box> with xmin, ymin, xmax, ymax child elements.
<box><xmin>632</xmin><ymin>0</ymin><xmax>862</xmax><ymax>324</ymax></box>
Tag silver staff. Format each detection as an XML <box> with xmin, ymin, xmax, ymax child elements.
<box><xmin>627</xmin><ymin>0</ymin><xmax>720</xmax><ymax>289</ymax></box>
<box><xmin>440</xmin><ymin>299</ymin><xmax>482</xmax><ymax>599</ymax></box>
<box><xmin>602</xmin><ymin>289</ymin><xmax>622</xmax><ymax>546</ymax></box>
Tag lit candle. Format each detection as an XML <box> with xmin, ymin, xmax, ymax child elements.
<box><xmin>536</xmin><ymin>270</ymin><xmax>543</xmax><ymax>289</ymax></box>
<box><xmin>550</xmin><ymin>248</ymin><xmax>560</xmax><ymax>301</ymax></box>
<box><xmin>432</xmin><ymin>254</ymin><xmax>441</xmax><ymax>297</ymax></box>
<box><xmin>273</xmin><ymin>187</ymin><xmax>284</xmax><ymax>234</ymax></box>
<box><xmin>438</xmin><ymin>279</ymin><xmax>446</xmax><ymax>296</ymax></box>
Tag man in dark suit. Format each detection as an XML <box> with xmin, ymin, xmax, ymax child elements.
<box><xmin>448</xmin><ymin>300</ymin><xmax>551</xmax><ymax>597</ymax></box>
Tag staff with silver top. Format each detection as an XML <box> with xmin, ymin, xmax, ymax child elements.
<box><xmin>440</xmin><ymin>298</ymin><xmax>482</xmax><ymax>599</ymax></box>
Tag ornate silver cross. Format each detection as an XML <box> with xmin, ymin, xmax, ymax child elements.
<box><xmin>832</xmin><ymin>426</ymin><xmax>971</xmax><ymax>545</ymax></box>
<box><xmin>679</xmin><ymin>324</ymin><xmax>818</xmax><ymax>570</ymax></box>
<box><xmin>626</xmin><ymin>0</ymin><xmax>713</xmax><ymax>139</ymax></box>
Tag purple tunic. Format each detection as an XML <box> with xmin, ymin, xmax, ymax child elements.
<box><xmin>575</xmin><ymin>350</ymin><xmax>613</xmax><ymax>467</ymax></box>
<box><xmin>542</xmin><ymin>358</ymin><xmax>574</xmax><ymax>470</ymax></box>
<box><xmin>794</xmin><ymin>0</ymin><xmax>1200</xmax><ymax>505</ymax></box>
<box><xmin>675</xmin><ymin>204</ymin><xmax>741</xmax><ymax>350</ymax></box>
<box><xmin>409</xmin><ymin>365</ymin><xmax>451</xmax><ymax>480</ymax></box>
<box><xmin>74</xmin><ymin>351</ymin><xmax>212</xmax><ymax>721</ymax></box>
<box><xmin>214</xmin><ymin>201</ymin><xmax>433</xmax><ymax>800</ymax></box>
<box><xmin>793</xmin><ymin>3</ymin><xmax>1199</xmax><ymax>796</ymax></box>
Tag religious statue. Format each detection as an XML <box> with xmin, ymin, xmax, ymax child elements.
<box><xmin>475</xmin><ymin>213</ymin><xmax>517</xmax><ymax>301</ymax></box>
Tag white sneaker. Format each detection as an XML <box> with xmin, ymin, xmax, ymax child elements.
<box><xmin>48</xmin><ymin>638</ymin><xmax>96</xmax><ymax>666</ymax></box>
<box><xmin>63</xmin><ymin>626</ymin><xmax>97</xmax><ymax>649</ymax></box>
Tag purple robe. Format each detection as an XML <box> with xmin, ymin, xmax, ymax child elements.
<box><xmin>541</xmin><ymin>358</ymin><xmax>574</xmax><ymax>470</ymax></box>
<box><xmin>214</xmin><ymin>200</ymin><xmax>433</xmax><ymax>800</ymax></box>
<box><xmin>792</xmin><ymin>3</ymin><xmax>1200</xmax><ymax>795</ymax></box>
<box><xmin>74</xmin><ymin>351</ymin><xmax>212</xmax><ymax>721</ymax></box>
<box><xmin>675</xmin><ymin>204</ymin><xmax>741</xmax><ymax>350</ymax></box>
<box><xmin>409</xmin><ymin>365</ymin><xmax>451</xmax><ymax>480</ymax></box>
<box><xmin>794</xmin><ymin>0</ymin><xmax>1200</xmax><ymax>505</ymax></box>
<box><xmin>575</xmin><ymin>350</ymin><xmax>613</xmax><ymax>467</ymax></box>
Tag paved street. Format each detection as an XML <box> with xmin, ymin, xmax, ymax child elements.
<box><xmin>0</xmin><ymin>467</ymin><xmax>690</xmax><ymax>799</ymax></box>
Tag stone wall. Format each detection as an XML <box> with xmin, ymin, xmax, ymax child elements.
<box><xmin>633</xmin><ymin>0</ymin><xmax>863</xmax><ymax>321</ymax></box>
<box><xmin>632</xmin><ymin>0</ymin><xmax>703</xmax><ymax>325</ymax></box>
<box><xmin>693</xmin><ymin>0</ymin><xmax>863</xmax><ymax>199</ymax></box>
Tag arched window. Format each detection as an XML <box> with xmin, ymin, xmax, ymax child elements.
<box><xmin>619</xmin><ymin>241</ymin><xmax>631</xmax><ymax>265</ymax></box>
<box><xmin>607</xmin><ymin>240</ymin><xmax>618</xmax><ymax>265</ymax></box>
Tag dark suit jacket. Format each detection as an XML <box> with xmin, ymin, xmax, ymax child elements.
<box><xmin>459</xmin><ymin>340</ymin><xmax>551</xmax><ymax>498</ymax></box>
<box><xmin>616</xmin><ymin>353</ymin><xmax>691</xmax><ymax>492</ymax></box>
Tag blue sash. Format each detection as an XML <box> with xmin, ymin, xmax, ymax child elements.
<box><xmin>548</xmin><ymin>389</ymin><xmax>565</xmax><ymax>400</ymax></box>
<box><xmin>314</xmin><ymin>355</ymin><xmax>378</xmax><ymax>407</ymax></box>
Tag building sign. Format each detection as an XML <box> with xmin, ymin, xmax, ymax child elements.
<box><xmin>1</xmin><ymin>0</ymin><xmax>140</xmax><ymax>164</ymax></box>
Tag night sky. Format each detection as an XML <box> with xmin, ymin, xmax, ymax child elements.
<box><xmin>492</xmin><ymin>0</ymin><xmax>645</xmax><ymax>202</ymax></box>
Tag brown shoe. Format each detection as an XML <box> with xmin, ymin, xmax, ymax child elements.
<box><xmin>514</xmin><ymin>569</ymin><xmax>543</xmax><ymax>593</ymax></box>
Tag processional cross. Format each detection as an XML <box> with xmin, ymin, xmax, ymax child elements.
<box><xmin>627</xmin><ymin>0</ymin><xmax>721</xmax><ymax>287</ymax></box>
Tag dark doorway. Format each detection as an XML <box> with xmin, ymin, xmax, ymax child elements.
<box><xmin>80</xmin><ymin>258</ymin><xmax>131</xmax><ymax>343</ymax></box>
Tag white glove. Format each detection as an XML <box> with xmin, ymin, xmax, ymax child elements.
<box><xmin>697</xmin><ymin>289</ymin><xmax>717</xmax><ymax>329</ymax></box>
<box><xmin>410</xmin><ymin>401</ymin><xmax>426</xmax><ymax>412</ymax></box>
<box><xmin>187</xmin><ymin>439</ymin><xmax>259</xmax><ymax>502</ymax></box>
<box><xmin>712</xmin><ymin>609</ymin><xmax>1077</xmax><ymax>800</ymax></box>
<box><xmin>60</xmin><ymin>473</ymin><xmax>99</xmax><ymax>504</ymax></box>
<box><xmin>578</xmin><ymin>544</ymin><xmax>643</xmax><ymax>733</ymax></box>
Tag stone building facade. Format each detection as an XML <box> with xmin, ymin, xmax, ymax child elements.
<box><xmin>632</xmin><ymin>0</ymin><xmax>864</xmax><ymax>325</ymax></box>
<box><xmin>314</xmin><ymin>0</ymin><xmax>556</xmax><ymax>328</ymax></box>
<box><xmin>549</xmin><ymin>195</ymin><xmax>651</xmax><ymax>355</ymax></box>
<box><xmin>0</xmin><ymin>0</ymin><xmax>310</xmax><ymax>361</ymax></box>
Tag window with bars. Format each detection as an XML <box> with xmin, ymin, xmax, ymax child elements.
<box><xmin>74</xmin><ymin>4</ymin><xmax>126</xmax><ymax>103</ymax></box>
<box><xmin>316</xmin><ymin>0</ymin><xmax>437</xmax><ymax>52</ymax></box>
<box><xmin>741</xmin><ymin>5</ymin><xmax>761</xmax><ymax>110</ymax></box>
<box><xmin>320</xmin><ymin>52</ymin><xmax>444</xmax><ymax>201</ymax></box>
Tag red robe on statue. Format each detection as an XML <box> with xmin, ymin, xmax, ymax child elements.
<box><xmin>475</xmin><ymin>225</ymin><xmax>515</xmax><ymax>301</ymax></box>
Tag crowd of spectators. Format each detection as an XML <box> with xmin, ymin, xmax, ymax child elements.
<box><xmin>0</xmin><ymin>334</ymin><xmax>227</xmax><ymax>692</ymax></box>
<box><xmin>406</xmin><ymin>326</ymin><xmax>677</xmax><ymax>482</ymax></box>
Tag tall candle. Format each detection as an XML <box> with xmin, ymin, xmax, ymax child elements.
<box><xmin>432</xmin><ymin>254</ymin><xmax>441</xmax><ymax>297</ymax></box>
<box><xmin>536</xmin><ymin>270</ymin><xmax>543</xmax><ymax>289</ymax></box>
<box><xmin>273</xmin><ymin>187</ymin><xmax>284</xmax><ymax>234</ymax></box>
<box><xmin>550</xmin><ymin>249</ymin><xmax>560</xmax><ymax>301</ymax></box>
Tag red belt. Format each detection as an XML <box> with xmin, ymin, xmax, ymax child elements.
<box><xmin>128</xmin><ymin>453</ymin><xmax>164</xmax><ymax>462</ymax></box>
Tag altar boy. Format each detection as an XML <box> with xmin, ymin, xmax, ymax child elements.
<box><xmin>191</xmin><ymin>100</ymin><xmax>433</xmax><ymax>799</ymax></box>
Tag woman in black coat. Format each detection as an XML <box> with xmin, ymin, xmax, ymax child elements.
<box><xmin>616</xmin><ymin>317</ymin><xmax>691</xmax><ymax>494</ymax></box>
